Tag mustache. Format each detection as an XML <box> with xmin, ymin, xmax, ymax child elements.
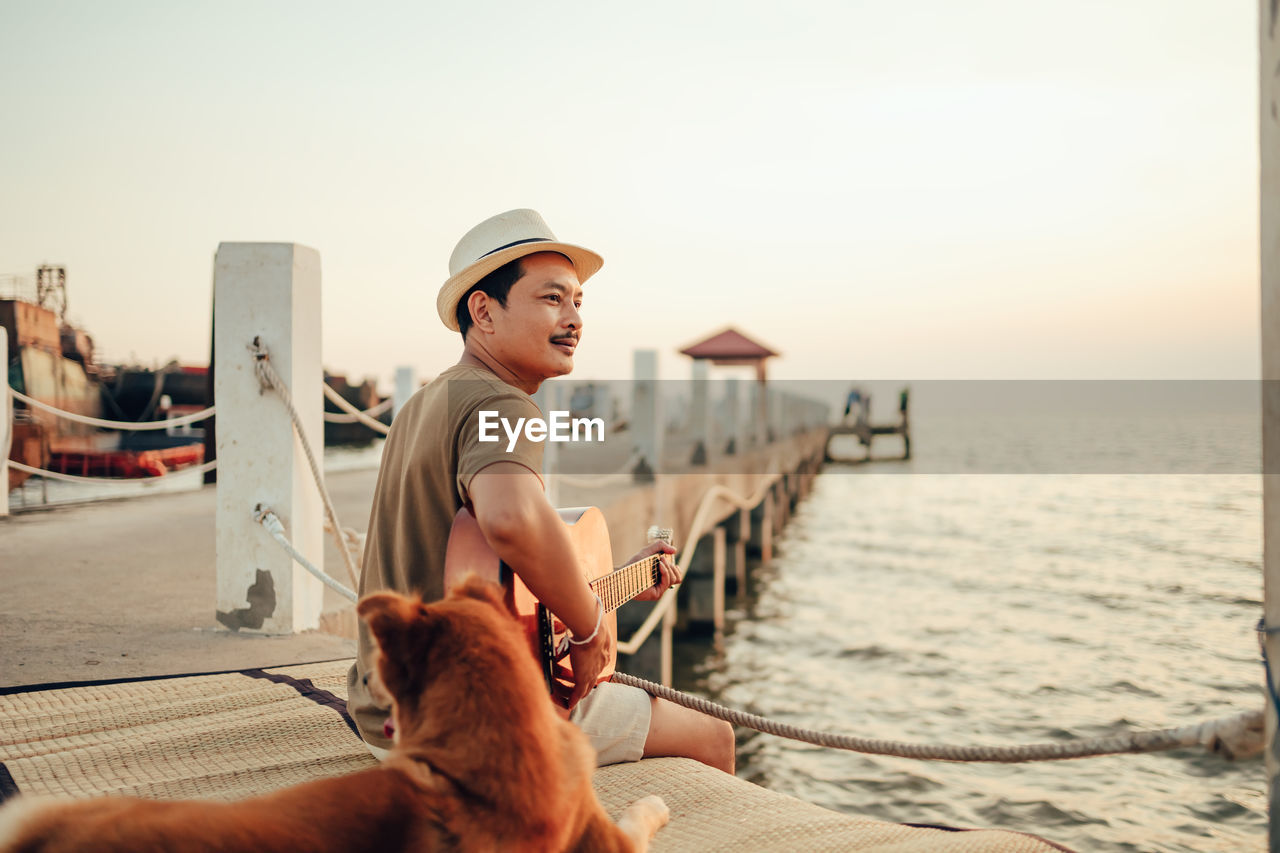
<box><xmin>551</xmin><ymin>334</ymin><xmax>579</xmax><ymax>344</ymax></box>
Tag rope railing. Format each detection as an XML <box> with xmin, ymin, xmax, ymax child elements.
<box><xmin>611</xmin><ymin>672</ymin><xmax>1264</xmax><ymax>763</ymax></box>
<box><xmin>321</xmin><ymin>384</ymin><xmax>391</xmax><ymax>433</ymax></box>
<box><xmin>8</xmin><ymin>386</ymin><xmax>215</xmax><ymax>430</ymax></box>
<box><xmin>8</xmin><ymin>458</ymin><xmax>217</xmax><ymax>485</ymax></box>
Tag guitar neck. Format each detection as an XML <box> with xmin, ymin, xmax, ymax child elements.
<box><xmin>589</xmin><ymin>555</ymin><xmax>662</xmax><ymax>614</ymax></box>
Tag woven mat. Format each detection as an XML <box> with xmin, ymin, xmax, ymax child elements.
<box><xmin>0</xmin><ymin>660</ymin><xmax>1069</xmax><ymax>852</ymax></box>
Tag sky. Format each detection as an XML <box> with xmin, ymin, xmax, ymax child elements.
<box><xmin>0</xmin><ymin>0</ymin><xmax>1262</xmax><ymax>388</ymax></box>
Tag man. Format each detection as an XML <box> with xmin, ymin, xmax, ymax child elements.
<box><xmin>346</xmin><ymin>209</ymin><xmax>735</xmax><ymax>773</ymax></box>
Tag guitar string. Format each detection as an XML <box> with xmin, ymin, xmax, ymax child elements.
<box><xmin>591</xmin><ymin>555</ymin><xmax>664</xmax><ymax>614</ymax></box>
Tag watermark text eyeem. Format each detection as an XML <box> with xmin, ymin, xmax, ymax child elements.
<box><xmin>478</xmin><ymin>410</ymin><xmax>605</xmax><ymax>452</ymax></box>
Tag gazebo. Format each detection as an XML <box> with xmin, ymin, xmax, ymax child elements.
<box><xmin>677</xmin><ymin>327</ymin><xmax>780</xmax><ymax>457</ymax></box>
<box><xmin>677</xmin><ymin>327</ymin><xmax>779</xmax><ymax>383</ymax></box>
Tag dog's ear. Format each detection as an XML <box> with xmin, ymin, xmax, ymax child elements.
<box><xmin>358</xmin><ymin>592</ymin><xmax>438</xmax><ymax>697</ymax></box>
<box><xmin>357</xmin><ymin>591</ymin><xmax>420</xmax><ymax>637</ymax></box>
<box><xmin>450</xmin><ymin>574</ymin><xmax>510</xmax><ymax>615</ymax></box>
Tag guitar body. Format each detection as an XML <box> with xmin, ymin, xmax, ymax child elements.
<box><xmin>443</xmin><ymin>506</ymin><xmax>619</xmax><ymax>707</ymax></box>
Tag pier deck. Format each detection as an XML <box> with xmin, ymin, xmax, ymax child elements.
<box><xmin>1</xmin><ymin>471</ymin><xmax>369</xmax><ymax>687</ymax></box>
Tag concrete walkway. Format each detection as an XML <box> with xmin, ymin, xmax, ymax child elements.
<box><xmin>1</xmin><ymin>468</ymin><xmax>380</xmax><ymax>688</ymax></box>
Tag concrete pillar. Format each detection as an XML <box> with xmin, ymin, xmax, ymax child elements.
<box><xmin>683</xmin><ymin>526</ymin><xmax>726</xmax><ymax>633</ymax></box>
<box><xmin>393</xmin><ymin>366</ymin><xmax>416</xmax><ymax>420</ymax></box>
<box><xmin>661</xmin><ymin>604</ymin><xmax>675</xmax><ymax>686</ymax></box>
<box><xmin>722</xmin><ymin>506</ymin><xmax>749</xmax><ymax>592</ymax></box>
<box><xmin>689</xmin><ymin>359</ymin><xmax>709</xmax><ymax>466</ymax></box>
<box><xmin>617</xmin><ymin>600</ymin><xmax>665</xmax><ymax>683</ymax></box>
<box><xmin>746</xmin><ymin>382</ymin><xmax>761</xmax><ymax>448</ymax></box>
<box><xmin>775</xmin><ymin>480</ymin><xmax>789</xmax><ymax>531</ymax></box>
<box><xmin>724</xmin><ymin>378</ymin><xmax>742</xmax><ymax>455</ymax></box>
<box><xmin>632</xmin><ymin>350</ymin><xmax>661</xmax><ymax>482</ymax></box>
<box><xmin>1260</xmin><ymin>4</ymin><xmax>1280</xmax><ymax>841</ymax></box>
<box><xmin>537</xmin><ymin>382</ymin><xmax>563</xmax><ymax>507</ymax></box>
<box><xmin>733</xmin><ymin>507</ymin><xmax>749</xmax><ymax>589</ymax></box>
<box><xmin>213</xmin><ymin>243</ymin><xmax>324</xmax><ymax>634</ymax></box>
<box><xmin>749</xmin><ymin>491</ymin><xmax>774</xmax><ymax>562</ymax></box>
<box><xmin>0</xmin><ymin>326</ymin><xmax>8</xmax><ymax>515</ymax></box>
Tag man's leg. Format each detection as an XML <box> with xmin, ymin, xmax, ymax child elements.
<box><xmin>642</xmin><ymin>697</ymin><xmax>735</xmax><ymax>774</ymax></box>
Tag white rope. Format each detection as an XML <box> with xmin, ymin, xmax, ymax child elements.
<box><xmin>8</xmin><ymin>386</ymin><xmax>215</xmax><ymax>430</ymax></box>
<box><xmin>323</xmin><ymin>398</ymin><xmax>392</xmax><ymax>425</ymax></box>
<box><xmin>254</xmin><ymin>505</ymin><xmax>358</xmax><ymax>603</ymax></box>
<box><xmin>612</xmin><ymin>671</ymin><xmax>1263</xmax><ymax>763</ymax></box>
<box><xmin>321</xmin><ymin>384</ymin><xmax>391</xmax><ymax>433</ymax></box>
<box><xmin>8</xmin><ymin>458</ymin><xmax>217</xmax><ymax>484</ymax></box>
<box><xmin>617</xmin><ymin>474</ymin><xmax>781</xmax><ymax>655</ymax></box>
<box><xmin>248</xmin><ymin>339</ymin><xmax>361</xmax><ymax>591</ymax></box>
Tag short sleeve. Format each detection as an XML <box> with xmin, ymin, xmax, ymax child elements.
<box><xmin>456</xmin><ymin>392</ymin><xmax>546</xmax><ymax>504</ymax></box>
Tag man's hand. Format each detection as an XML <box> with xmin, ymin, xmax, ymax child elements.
<box><xmin>565</xmin><ymin>622</ymin><xmax>614</xmax><ymax>711</ymax></box>
<box><xmin>630</xmin><ymin>541</ymin><xmax>680</xmax><ymax>602</ymax></box>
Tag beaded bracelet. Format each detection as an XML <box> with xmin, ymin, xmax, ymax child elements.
<box><xmin>567</xmin><ymin>594</ymin><xmax>604</xmax><ymax>646</ymax></box>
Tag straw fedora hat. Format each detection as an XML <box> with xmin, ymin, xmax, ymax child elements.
<box><xmin>437</xmin><ymin>209</ymin><xmax>604</xmax><ymax>331</ymax></box>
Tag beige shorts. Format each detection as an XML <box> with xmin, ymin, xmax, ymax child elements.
<box><xmin>569</xmin><ymin>681</ymin><xmax>653</xmax><ymax>766</ymax></box>
<box><xmin>361</xmin><ymin>681</ymin><xmax>652</xmax><ymax>767</ymax></box>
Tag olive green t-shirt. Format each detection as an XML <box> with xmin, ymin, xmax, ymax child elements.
<box><xmin>346</xmin><ymin>363</ymin><xmax>544</xmax><ymax>749</ymax></box>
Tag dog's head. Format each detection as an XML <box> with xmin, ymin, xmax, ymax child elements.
<box><xmin>357</xmin><ymin>576</ymin><xmax>538</xmax><ymax>748</ymax></box>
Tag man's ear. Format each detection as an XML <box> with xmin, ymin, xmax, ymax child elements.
<box><xmin>467</xmin><ymin>291</ymin><xmax>496</xmax><ymax>334</ymax></box>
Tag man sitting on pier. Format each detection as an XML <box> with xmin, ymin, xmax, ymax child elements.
<box><xmin>345</xmin><ymin>209</ymin><xmax>735</xmax><ymax>774</ymax></box>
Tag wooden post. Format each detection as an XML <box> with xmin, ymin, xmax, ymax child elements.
<box><xmin>1261</xmin><ymin>4</ymin><xmax>1280</xmax><ymax>845</ymax></box>
<box><xmin>0</xmin><ymin>326</ymin><xmax>8</xmax><ymax>515</ymax></box>
<box><xmin>213</xmin><ymin>243</ymin><xmax>324</xmax><ymax>634</ymax></box>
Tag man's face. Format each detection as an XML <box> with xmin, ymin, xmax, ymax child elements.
<box><xmin>485</xmin><ymin>252</ymin><xmax>584</xmax><ymax>382</ymax></box>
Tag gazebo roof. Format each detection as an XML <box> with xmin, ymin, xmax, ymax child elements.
<box><xmin>678</xmin><ymin>327</ymin><xmax>779</xmax><ymax>361</ymax></box>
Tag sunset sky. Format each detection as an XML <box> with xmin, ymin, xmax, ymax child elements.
<box><xmin>0</xmin><ymin>1</ymin><xmax>1261</xmax><ymax>387</ymax></box>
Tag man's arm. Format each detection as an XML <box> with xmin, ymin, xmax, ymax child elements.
<box><xmin>467</xmin><ymin>462</ymin><xmax>611</xmax><ymax>709</ymax></box>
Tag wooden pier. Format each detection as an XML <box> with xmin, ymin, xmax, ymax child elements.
<box><xmin>824</xmin><ymin>386</ymin><xmax>911</xmax><ymax>464</ymax></box>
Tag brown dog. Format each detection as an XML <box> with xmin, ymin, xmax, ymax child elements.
<box><xmin>0</xmin><ymin>577</ymin><xmax>669</xmax><ymax>852</ymax></box>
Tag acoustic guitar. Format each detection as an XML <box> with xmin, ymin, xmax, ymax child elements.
<box><xmin>443</xmin><ymin>506</ymin><xmax>672</xmax><ymax>708</ymax></box>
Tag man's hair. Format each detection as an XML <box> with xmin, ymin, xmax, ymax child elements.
<box><xmin>455</xmin><ymin>257</ymin><xmax>524</xmax><ymax>340</ymax></box>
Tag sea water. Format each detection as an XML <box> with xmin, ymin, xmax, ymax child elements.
<box><xmin>674</xmin><ymin>415</ymin><xmax>1266</xmax><ymax>852</ymax></box>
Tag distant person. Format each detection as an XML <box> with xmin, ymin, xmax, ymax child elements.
<box><xmin>345</xmin><ymin>209</ymin><xmax>735</xmax><ymax>773</ymax></box>
<box><xmin>843</xmin><ymin>388</ymin><xmax>862</xmax><ymax>420</ymax></box>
